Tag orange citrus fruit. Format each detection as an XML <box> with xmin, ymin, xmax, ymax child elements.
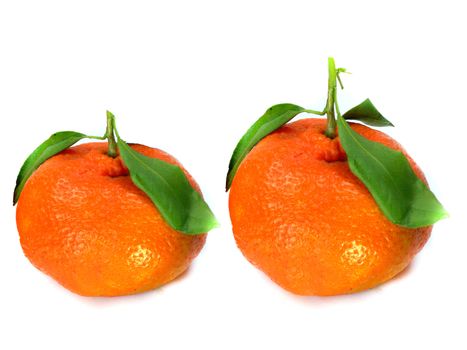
<box><xmin>16</xmin><ymin>142</ymin><xmax>206</xmax><ymax>296</ymax></box>
<box><xmin>229</xmin><ymin>118</ymin><xmax>432</xmax><ymax>296</ymax></box>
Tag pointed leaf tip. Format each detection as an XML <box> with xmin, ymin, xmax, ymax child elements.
<box><xmin>343</xmin><ymin>99</ymin><xmax>394</xmax><ymax>127</ymax></box>
<box><xmin>13</xmin><ymin>131</ymin><xmax>87</xmax><ymax>205</ymax></box>
<box><xmin>226</xmin><ymin>103</ymin><xmax>306</xmax><ymax>190</ymax></box>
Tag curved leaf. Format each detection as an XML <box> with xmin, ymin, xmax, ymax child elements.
<box><xmin>343</xmin><ymin>98</ymin><xmax>394</xmax><ymax>127</ymax></box>
<box><xmin>337</xmin><ymin>115</ymin><xmax>448</xmax><ymax>228</ymax></box>
<box><xmin>117</xmin><ymin>139</ymin><xmax>218</xmax><ymax>234</ymax></box>
<box><xmin>13</xmin><ymin>131</ymin><xmax>86</xmax><ymax>204</ymax></box>
<box><xmin>226</xmin><ymin>103</ymin><xmax>306</xmax><ymax>190</ymax></box>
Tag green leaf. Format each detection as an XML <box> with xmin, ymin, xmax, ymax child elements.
<box><xmin>13</xmin><ymin>131</ymin><xmax>86</xmax><ymax>204</ymax></box>
<box><xmin>117</xmin><ymin>138</ymin><xmax>218</xmax><ymax>234</ymax></box>
<box><xmin>336</xmin><ymin>115</ymin><xmax>448</xmax><ymax>228</ymax></box>
<box><xmin>343</xmin><ymin>98</ymin><xmax>394</xmax><ymax>127</ymax></box>
<box><xmin>226</xmin><ymin>103</ymin><xmax>306</xmax><ymax>190</ymax></box>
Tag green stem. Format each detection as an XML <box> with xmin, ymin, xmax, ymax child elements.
<box><xmin>106</xmin><ymin>111</ymin><xmax>118</xmax><ymax>157</ymax></box>
<box><xmin>324</xmin><ymin>57</ymin><xmax>337</xmax><ymax>138</ymax></box>
<box><xmin>334</xmin><ymin>90</ymin><xmax>341</xmax><ymax>118</ymax></box>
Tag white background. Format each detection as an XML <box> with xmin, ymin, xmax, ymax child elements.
<box><xmin>1</xmin><ymin>1</ymin><xmax>466</xmax><ymax>349</ymax></box>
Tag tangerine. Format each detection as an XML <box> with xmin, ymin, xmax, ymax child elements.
<box><xmin>16</xmin><ymin>142</ymin><xmax>206</xmax><ymax>296</ymax></box>
<box><xmin>229</xmin><ymin>118</ymin><xmax>431</xmax><ymax>296</ymax></box>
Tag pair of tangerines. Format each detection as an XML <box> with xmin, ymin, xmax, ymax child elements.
<box><xmin>14</xmin><ymin>59</ymin><xmax>446</xmax><ymax>297</ymax></box>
